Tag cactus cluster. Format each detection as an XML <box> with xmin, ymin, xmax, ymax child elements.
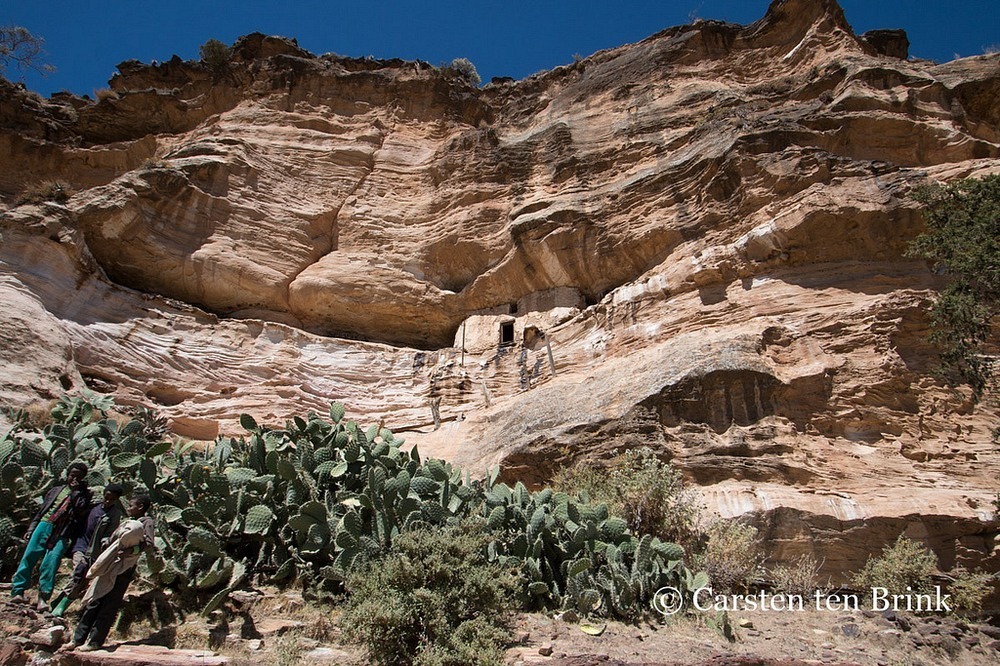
<box><xmin>1</xmin><ymin>393</ymin><xmax>705</xmax><ymax>619</ymax></box>
<box><xmin>480</xmin><ymin>478</ymin><xmax>702</xmax><ymax>618</ymax></box>
<box><xmin>0</xmin><ymin>391</ymin><xmax>162</xmax><ymax>571</ymax></box>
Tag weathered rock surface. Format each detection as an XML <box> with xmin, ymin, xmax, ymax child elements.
<box><xmin>58</xmin><ymin>645</ymin><xmax>227</xmax><ymax>665</ymax></box>
<box><xmin>1</xmin><ymin>0</ymin><xmax>999</xmax><ymax>577</ymax></box>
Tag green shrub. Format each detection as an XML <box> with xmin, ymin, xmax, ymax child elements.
<box><xmin>696</xmin><ymin>520</ymin><xmax>764</xmax><ymax>593</ymax></box>
<box><xmin>853</xmin><ymin>535</ymin><xmax>937</xmax><ymax>597</ymax></box>
<box><xmin>552</xmin><ymin>447</ymin><xmax>702</xmax><ymax>550</ymax></box>
<box><xmin>199</xmin><ymin>38</ymin><xmax>231</xmax><ymax>78</ymax></box>
<box><xmin>947</xmin><ymin>568</ymin><xmax>995</xmax><ymax>617</ymax></box>
<box><xmin>343</xmin><ymin>521</ymin><xmax>519</xmax><ymax>666</ymax></box>
<box><xmin>907</xmin><ymin>174</ymin><xmax>1000</xmax><ymax>396</ymax></box>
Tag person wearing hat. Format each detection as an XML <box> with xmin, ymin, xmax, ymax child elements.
<box><xmin>49</xmin><ymin>483</ymin><xmax>125</xmax><ymax>617</ymax></box>
<box><xmin>10</xmin><ymin>462</ymin><xmax>92</xmax><ymax>611</ymax></box>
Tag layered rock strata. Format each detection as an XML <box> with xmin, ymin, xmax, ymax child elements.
<box><xmin>1</xmin><ymin>0</ymin><xmax>999</xmax><ymax>580</ymax></box>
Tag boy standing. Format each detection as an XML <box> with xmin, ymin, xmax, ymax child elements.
<box><xmin>67</xmin><ymin>493</ymin><xmax>155</xmax><ymax>652</ymax></box>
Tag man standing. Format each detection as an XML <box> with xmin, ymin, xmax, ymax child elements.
<box><xmin>49</xmin><ymin>483</ymin><xmax>124</xmax><ymax>617</ymax></box>
<box><xmin>10</xmin><ymin>462</ymin><xmax>92</xmax><ymax>611</ymax></box>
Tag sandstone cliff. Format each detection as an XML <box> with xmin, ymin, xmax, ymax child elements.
<box><xmin>1</xmin><ymin>0</ymin><xmax>999</xmax><ymax>580</ymax></box>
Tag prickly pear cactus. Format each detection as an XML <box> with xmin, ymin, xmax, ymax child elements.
<box><xmin>1</xmin><ymin>393</ymin><xmax>700</xmax><ymax>619</ymax></box>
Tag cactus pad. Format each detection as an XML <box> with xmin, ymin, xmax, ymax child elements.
<box><xmin>188</xmin><ymin>526</ymin><xmax>223</xmax><ymax>557</ymax></box>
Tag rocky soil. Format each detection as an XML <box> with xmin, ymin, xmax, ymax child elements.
<box><xmin>1</xmin><ymin>0</ymin><xmax>999</xmax><ymax>586</ymax></box>
<box><xmin>3</xmin><ymin>591</ymin><xmax>1000</xmax><ymax>666</ymax></box>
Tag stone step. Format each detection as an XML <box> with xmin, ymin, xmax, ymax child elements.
<box><xmin>59</xmin><ymin>645</ymin><xmax>227</xmax><ymax>666</ymax></box>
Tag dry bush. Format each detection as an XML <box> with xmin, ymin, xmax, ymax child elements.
<box><xmin>552</xmin><ymin>447</ymin><xmax>703</xmax><ymax>550</ymax></box>
<box><xmin>15</xmin><ymin>180</ymin><xmax>72</xmax><ymax>205</ymax></box>
<box><xmin>553</xmin><ymin>448</ymin><xmax>772</xmax><ymax>593</ymax></box>
<box><xmin>94</xmin><ymin>87</ymin><xmax>119</xmax><ymax>102</ymax></box>
<box><xmin>2</xmin><ymin>401</ymin><xmax>56</xmax><ymax>429</ymax></box>
<box><xmin>770</xmin><ymin>553</ymin><xmax>823</xmax><ymax>597</ymax></box>
<box><xmin>695</xmin><ymin>520</ymin><xmax>765</xmax><ymax>594</ymax></box>
<box><xmin>0</xmin><ymin>24</ymin><xmax>54</xmax><ymax>76</ymax></box>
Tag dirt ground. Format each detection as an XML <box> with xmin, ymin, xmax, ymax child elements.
<box><xmin>507</xmin><ymin>607</ymin><xmax>1000</xmax><ymax>666</ymax></box>
<box><xmin>2</xmin><ymin>589</ymin><xmax>999</xmax><ymax>665</ymax></box>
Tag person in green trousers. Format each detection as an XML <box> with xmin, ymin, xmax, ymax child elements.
<box><xmin>10</xmin><ymin>462</ymin><xmax>92</xmax><ymax>611</ymax></box>
<box><xmin>49</xmin><ymin>483</ymin><xmax>124</xmax><ymax>617</ymax></box>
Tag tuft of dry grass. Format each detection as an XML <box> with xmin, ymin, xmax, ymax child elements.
<box><xmin>2</xmin><ymin>400</ymin><xmax>57</xmax><ymax>430</ymax></box>
<box><xmin>171</xmin><ymin>620</ymin><xmax>211</xmax><ymax>649</ymax></box>
<box><xmin>94</xmin><ymin>87</ymin><xmax>119</xmax><ymax>102</ymax></box>
<box><xmin>216</xmin><ymin>640</ymin><xmax>255</xmax><ymax>666</ymax></box>
<box><xmin>270</xmin><ymin>632</ymin><xmax>306</xmax><ymax>666</ymax></box>
<box><xmin>770</xmin><ymin>553</ymin><xmax>823</xmax><ymax>598</ymax></box>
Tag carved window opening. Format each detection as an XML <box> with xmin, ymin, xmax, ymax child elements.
<box><xmin>500</xmin><ymin>322</ymin><xmax>515</xmax><ymax>346</ymax></box>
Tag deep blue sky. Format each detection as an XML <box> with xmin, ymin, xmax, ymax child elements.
<box><xmin>3</xmin><ymin>1</ymin><xmax>997</xmax><ymax>97</ymax></box>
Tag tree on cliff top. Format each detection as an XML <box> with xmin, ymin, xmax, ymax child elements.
<box><xmin>199</xmin><ymin>38</ymin><xmax>231</xmax><ymax>79</ymax></box>
<box><xmin>442</xmin><ymin>57</ymin><xmax>481</xmax><ymax>87</ymax></box>
<box><xmin>0</xmin><ymin>25</ymin><xmax>54</xmax><ymax>77</ymax></box>
<box><xmin>908</xmin><ymin>174</ymin><xmax>1000</xmax><ymax>398</ymax></box>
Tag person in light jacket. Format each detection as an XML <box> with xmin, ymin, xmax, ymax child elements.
<box><xmin>10</xmin><ymin>462</ymin><xmax>92</xmax><ymax>611</ymax></box>
<box><xmin>66</xmin><ymin>493</ymin><xmax>154</xmax><ymax>652</ymax></box>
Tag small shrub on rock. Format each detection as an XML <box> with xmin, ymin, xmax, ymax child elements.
<box><xmin>94</xmin><ymin>87</ymin><xmax>119</xmax><ymax>102</ymax></box>
<box><xmin>441</xmin><ymin>57</ymin><xmax>481</xmax><ymax>87</ymax></box>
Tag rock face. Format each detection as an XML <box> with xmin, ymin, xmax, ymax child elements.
<box><xmin>1</xmin><ymin>0</ymin><xmax>999</xmax><ymax>579</ymax></box>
